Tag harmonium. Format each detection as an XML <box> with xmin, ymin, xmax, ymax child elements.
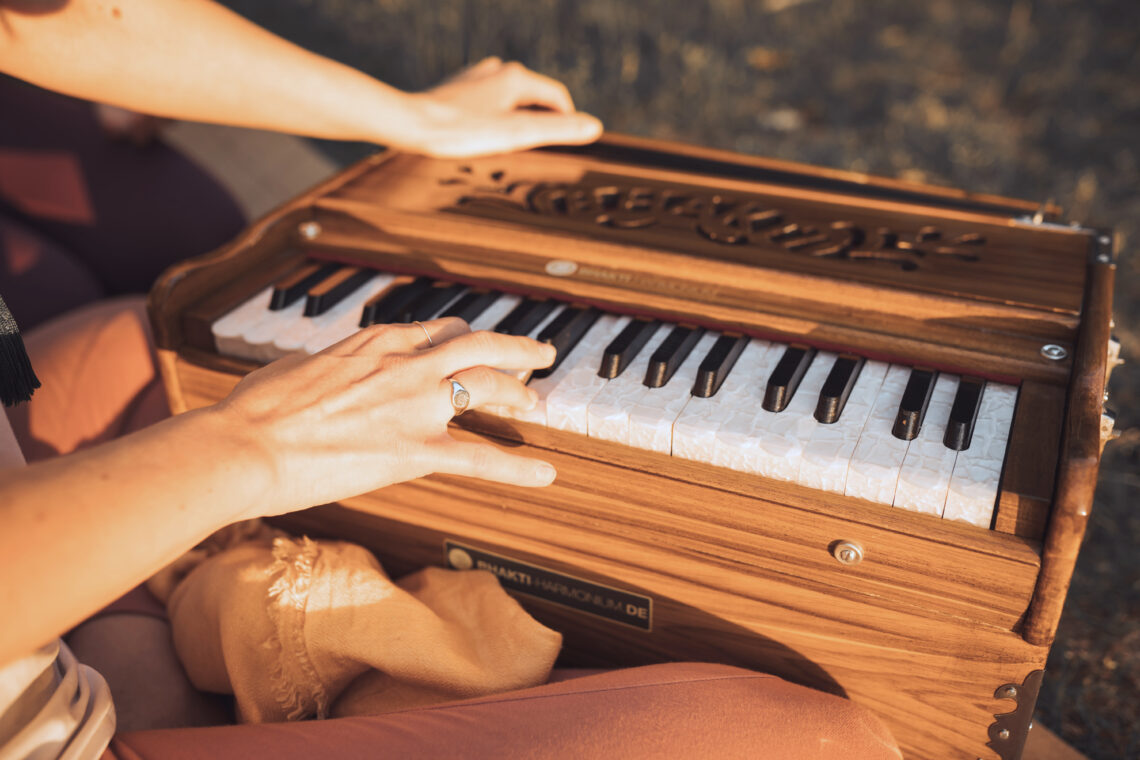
<box><xmin>149</xmin><ymin>134</ymin><xmax>1119</xmax><ymax>760</ymax></box>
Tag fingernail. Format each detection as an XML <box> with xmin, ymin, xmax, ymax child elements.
<box><xmin>527</xmin><ymin>389</ymin><xmax>540</xmax><ymax>409</ymax></box>
<box><xmin>535</xmin><ymin>463</ymin><xmax>556</xmax><ymax>485</ymax></box>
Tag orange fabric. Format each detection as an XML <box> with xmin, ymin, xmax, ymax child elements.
<box><xmin>103</xmin><ymin>662</ymin><xmax>902</xmax><ymax>760</ymax></box>
<box><xmin>159</xmin><ymin>528</ymin><xmax>562</xmax><ymax>723</ymax></box>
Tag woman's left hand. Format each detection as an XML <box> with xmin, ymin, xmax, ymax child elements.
<box><xmin>401</xmin><ymin>57</ymin><xmax>603</xmax><ymax>158</ymax></box>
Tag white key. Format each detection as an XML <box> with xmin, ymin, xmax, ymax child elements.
<box><xmin>745</xmin><ymin>351</ymin><xmax>837</xmax><ymax>482</ymax></box>
<box><xmin>844</xmin><ymin>365</ymin><xmax>913</xmax><ymax>505</ymax></box>
<box><xmin>672</xmin><ymin>340</ymin><xmax>778</xmax><ymax>464</ymax></box>
<box><xmin>893</xmin><ymin>373</ymin><xmax>960</xmax><ymax>516</ymax></box>
<box><xmin>467</xmin><ymin>294</ymin><xmax>521</xmax><ymax>332</ymax></box>
<box><xmin>212</xmin><ymin>286</ymin><xmax>273</xmax><ymax>358</ymax></box>
<box><xmin>264</xmin><ymin>274</ymin><xmax>386</xmax><ymax>359</ymax></box>
<box><xmin>943</xmin><ymin>383</ymin><xmax>1017</xmax><ymax>528</ymax></box>
<box><xmin>545</xmin><ymin>316</ymin><xmax>632</xmax><ymax>434</ymax></box>
<box><xmin>586</xmin><ymin>324</ymin><xmax>674</xmax><ymax>445</ymax></box>
<box><xmin>301</xmin><ymin>275</ymin><xmax>397</xmax><ymax>354</ymax></box>
<box><xmin>509</xmin><ymin>314</ymin><xmax>626</xmax><ymax>426</ymax></box>
<box><xmin>627</xmin><ymin>331</ymin><xmax>720</xmax><ymax>454</ymax></box>
<box><xmin>486</xmin><ymin>305</ymin><xmax>565</xmax><ymax>418</ymax></box>
<box><xmin>231</xmin><ymin>299</ymin><xmax>308</xmax><ymax>362</ymax></box>
<box><xmin>797</xmin><ymin>360</ymin><xmax>889</xmax><ymax>493</ymax></box>
<box><xmin>709</xmin><ymin>345</ymin><xmax>788</xmax><ymax>472</ymax></box>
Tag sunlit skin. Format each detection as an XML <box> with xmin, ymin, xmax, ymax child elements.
<box><xmin>0</xmin><ymin>0</ymin><xmax>600</xmax><ymax>667</ymax></box>
<box><xmin>0</xmin><ymin>1</ymin><xmax>602</xmax><ymax>156</ymax></box>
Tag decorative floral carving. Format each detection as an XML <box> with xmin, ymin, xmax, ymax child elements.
<box><xmin>445</xmin><ymin>167</ymin><xmax>986</xmax><ymax>271</ymax></box>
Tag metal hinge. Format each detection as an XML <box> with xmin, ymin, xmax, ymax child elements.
<box><xmin>987</xmin><ymin>669</ymin><xmax>1044</xmax><ymax>760</ymax></box>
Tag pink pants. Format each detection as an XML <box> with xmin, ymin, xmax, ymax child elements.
<box><xmin>9</xmin><ymin>299</ymin><xmax>901</xmax><ymax>759</ymax></box>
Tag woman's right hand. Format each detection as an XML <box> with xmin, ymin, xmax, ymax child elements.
<box><xmin>211</xmin><ymin>318</ymin><xmax>558</xmax><ymax>518</ymax></box>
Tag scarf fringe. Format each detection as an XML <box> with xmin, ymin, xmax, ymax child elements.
<box><xmin>0</xmin><ymin>298</ymin><xmax>39</xmax><ymax>406</ymax></box>
<box><xmin>264</xmin><ymin>536</ymin><xmax>330</xmax><ymax>721</ymax></box>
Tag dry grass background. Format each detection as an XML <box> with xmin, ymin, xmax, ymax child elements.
<box><xmin>218</xmin><ymin>1</ymin><xmax>1140</xmax><ymax>756</ymax></box>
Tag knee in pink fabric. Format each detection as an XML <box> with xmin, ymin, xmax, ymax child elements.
<box><xmin>105</xmin><ymin>663</ymin><xmax>901</xmax><ymax>760</ymax></box>
<box><xmin>5</xmin><ymin>296</ymin><xmax>168</xmax><ymax>461</ymax></box>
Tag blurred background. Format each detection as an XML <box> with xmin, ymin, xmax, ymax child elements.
<box><xmin>205</xmin><ymin>1</ymin><xmax>1138</xmax><ymax>757</ymax></box>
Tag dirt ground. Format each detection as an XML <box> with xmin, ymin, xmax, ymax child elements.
<box><xmin>219</xmin><ymin>1</ymin><xmax>1140</xmax><ymax>756</ymax></box>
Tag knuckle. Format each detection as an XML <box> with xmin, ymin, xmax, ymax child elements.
<box><xmin>468</xmin><ymin>445</ymin><xmax>499</xmax><ymax>473</ymax></box>
<box><xmin>462</xmin><ymin>366</ymin><xmax>501</xmax><ymax>389</ymax></box>
<box><xmin>462</xmin><ymin>329</ymin><xmax>500</xmax><ymax>355</ymax></box>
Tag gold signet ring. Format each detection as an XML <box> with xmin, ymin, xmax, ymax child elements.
<box><xmin>449</xmin><ymin>379</ymin><xmax>471</xmax><ymax>415</ymax></box>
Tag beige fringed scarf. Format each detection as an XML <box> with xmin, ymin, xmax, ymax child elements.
<box><xmin>148</xmin><ymin>522</ymin><xmax>562</xmax><ymax>723</ymax></box>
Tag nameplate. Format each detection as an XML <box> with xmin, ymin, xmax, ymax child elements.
<box><xmin>444</xmin><ymin>541</ymin><xmax>652</xmax><ymax>631</ymax></box>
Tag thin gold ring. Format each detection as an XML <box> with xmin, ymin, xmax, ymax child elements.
<box><xmin>413</xmin><ymin>320</ymin><xmax>433</xmax><ymax>347</ymax></box>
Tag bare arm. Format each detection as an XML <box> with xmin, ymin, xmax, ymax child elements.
<box><xmin>0</xmin><ymin>0</ymin><xmax>601</xmax><ymax>156</ymax></box>
<box><xmin>0</xmin><ymin>319</ymin><xmax>557</xmax><ymax>665</ymax></box>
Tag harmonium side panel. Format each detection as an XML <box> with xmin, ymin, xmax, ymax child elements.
<box><xmin>163</xmin><ymin>353</ymin><xmax>1048</xmax><ymax>760</ymax></box>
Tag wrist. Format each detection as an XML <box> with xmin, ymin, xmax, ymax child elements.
<box><xmin>171</xmin><ymin>404</ymin><xmax>277</xmax><ymax>523</ymax></box>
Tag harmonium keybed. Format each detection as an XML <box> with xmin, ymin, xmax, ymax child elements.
<box><xmin>149</xmin><ymin>134</ymin><xmax>1118</xmax><ymax>760</ymax></box>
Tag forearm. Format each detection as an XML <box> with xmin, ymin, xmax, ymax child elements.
<box><xmin>0</xmin><ymin>406</ymin><xmax>269</xmax><ymax>664</ymax></box>
<box><xmin>0</xmin><ymin>0</ymin><xmax>415</xmax><ymax>143</ymax></box>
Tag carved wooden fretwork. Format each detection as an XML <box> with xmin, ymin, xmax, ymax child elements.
<box><xmin>446</xmin><ymin>167</ymin><xmax>986</xmax><ymax>271</ymax></box>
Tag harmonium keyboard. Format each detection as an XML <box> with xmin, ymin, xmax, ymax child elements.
<box><xmin>149</xmin><ymin>134</ymin><xmax>1119</xmax><ymax>760</ymax></box>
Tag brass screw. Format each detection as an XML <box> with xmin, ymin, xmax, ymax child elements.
<box><xmin>998</xmin><ymin>729</ymin><xmax>1011</xmax><ymax>741</ymax></box>
<box><xmin>998</xmin><ymin>685</ymin><xmax>1018</xmax><ymax>699</ymax></box>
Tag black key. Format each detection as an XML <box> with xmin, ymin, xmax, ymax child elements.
<box><xmin>441</xmin><ymin>289</ymin><xmax>500</xmax><ymax>322</ymax></box>
<box><xmin>644</xmin><ymin>325</ymin><xmax>706</xmax><ymax>388</ymax></box>
<box><xmin>892</xmin><ymin>368</ymin><xmax>939</xmax><ymax>441</ymax></box>
<box><xmin>398</xmin><ymin>283</ymin><xmax>466</xmax><ymax>323</ymax></box>
<box><xmin>599</xmin><ymin>319</ymin><xmax>662</xmax><ymax>379</ymax></box>
<box><xmin>493</xmin><ymin>297</ymin><xmax>557</xmax><ymax>335</ymax></box>
<box><xmin>762</xmin><ymin>345</ymin><xmax>817</xmax><ymax>412</ymax></box>
<box><xmin>359</xmin><ymin>277</ymin><xmax>432</xmax><ymax>327</ymax></box>
<box><xmin>814</xmin><ymin>354</ymin><xmax>865</xmax><ymax>424</ymax></box>
<box><xmin>944</xmin><ymin>377</ymin><xmax>986</xmax><ymax>450</ymax></box>
<box><xmin>692</xmin><ymin>334</ymin><xmax>749</xmax><ymax>398</ymax></box>
<box><xmin>532</xmin><ymin>306</ymin><xmax>602</xmax><ymax>379</ymax></box>
<box><xmin>270</xmin><ymin>262</ymin><xmax>340</xmax><ymax>310</ymax></box>
<box><xmin>304</xmin><ymin>267</ymin><xmax>373</xmax><ymax>317</ymax></box>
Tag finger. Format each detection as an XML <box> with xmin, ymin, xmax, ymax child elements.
<box><xmin>426</xmin><ymin>112</ymin><xmax>603</xmax><ymax>158</ymax></box>
<box><xmin>427</xmin><ymin>330</ymin><xmax>556</xmax><ymax>378</ymax></box>
<box><xmin>331</xmin><ymin>318</ymin><xmax>469</xmax><ymax>354</ymax></box>
<box><xmin>413</xmin><ymin>317</ymin><xmax>471</xmax><ymax>349</ymax></box>
<box><xmin>445</xmin><ymin>365</ymin><xmax>538</xmax><ymax>413</ymax></box>
<box><xmin>502</xmin><ymin>64</ymin><xmax>576</xmax><ymax>113</ymax></box>
<box><xmin>435</xmin><ymin>438</ymin><xmax>557</xmax><ymax>487</ymax></box>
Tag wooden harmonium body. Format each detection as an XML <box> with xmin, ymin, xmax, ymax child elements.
<box><xmin>149</xmin><ymin>135</ymin><xmax>1117</xmax><ymax>760</ymax></box>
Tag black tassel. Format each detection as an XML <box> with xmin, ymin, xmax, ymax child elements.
<box><xmin>0</xmin><ymin>295</ymin><xmax>40</xmax><ymax>406</ymax></box>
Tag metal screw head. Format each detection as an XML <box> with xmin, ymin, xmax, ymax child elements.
<box><xmin>299</xmin><ymin>221</ymin><xmax>322</xmax><ymax>240</ymax></box>
<box><xmin>1098</xmin><ymin>234</ymin><xmax>1112</xmax><ymax>246</ymax></box>
<box><xmin>832</xmin><ymin>541</ymin><xmax>864</xmax><ymax>566</ymax></box>
<box><xmin>1040</xmin><ymin>344</ymin><xmax>1068</xmax><ymax>361</ymax></box>
<box><xmin>997</xmin><ymin>728</ymin><xmax>1011</xmax><ymax>741</ymax></box>
<box><xmin>997</xmin><ymin>685</ymin><xmax>1018</xmax><ymax>699</ymax></box>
